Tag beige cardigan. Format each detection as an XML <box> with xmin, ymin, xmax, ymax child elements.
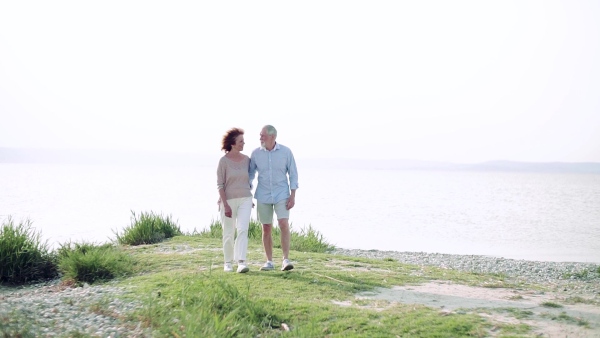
<box><xmin>216</xmin><ymin>155</ymin><xmax>252</xmax><ymax>200</ymax></box>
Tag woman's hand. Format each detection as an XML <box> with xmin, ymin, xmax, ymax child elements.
<box><xmin>223</xmin><ymin>203</ymin><xmax>232</xmax><ymax>218</ymax></box>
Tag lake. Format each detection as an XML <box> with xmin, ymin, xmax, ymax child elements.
<box><xmin>1</xmin><ymin>162</ymin><xmax>599</xmax><ymax>263</ymax></box>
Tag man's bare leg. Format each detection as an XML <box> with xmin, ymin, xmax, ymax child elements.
<box><xmin>278</xmin><ymin>218</ymin><xmax>290</xmax><ymax>260</ymax></box>
<box><xmin>262</xmin><ymin>223</ymin><xmax>273</xmax><ymax>261</ymax></box>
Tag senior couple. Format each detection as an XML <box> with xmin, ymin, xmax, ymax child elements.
<box><xmin>216</xmin><ymin>124</ymin><xmax>298</xmax><ymax>273</ymax></box>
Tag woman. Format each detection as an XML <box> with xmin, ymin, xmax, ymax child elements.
<box><xmin>217</xmin><ymin>127</ymin><xmax>253</xmax><ymax>273</ymax></box>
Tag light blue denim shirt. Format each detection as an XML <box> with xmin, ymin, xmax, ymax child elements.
<box><xmin>249</xmin><ymin>143</ymin><xmax>299</xmax><ymax>204</ymax></box>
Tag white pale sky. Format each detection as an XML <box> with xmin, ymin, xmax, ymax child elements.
<box><xmin>1</xmin><ymin>1</ymin><xmax>599</xmax><ymax>163</ymax></box>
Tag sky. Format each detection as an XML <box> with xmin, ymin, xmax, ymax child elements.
<box><xmin>1</xmin><ymin>1</ymin><xmax>599</xmax><ymax>163</ymax></box>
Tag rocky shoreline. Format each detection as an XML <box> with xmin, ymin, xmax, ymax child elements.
<box><xmin>2</xmin><ymin>248</ymin><xmax>599</xmax><ymax>337</ymax></box>
<box><xmin>331</xmin><ymin>248</ymin><xmax>600</xmax><ymax>284</ymax></box>
<box><xmin>331</xmin><ymin>248</ymin><xmax>600</xmax><ymax>299</ymax></box>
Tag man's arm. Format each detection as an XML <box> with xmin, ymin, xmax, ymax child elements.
<box><xmin>287</xmin><ymin>149</ymin><xmax>299</xmax><ymax>191</ymax></box>
<box><xmin>286</xmin><ymin>149</ymin><xmax>298</xmax><ymax>210</ymax></box>
<box><xmin>248</xmin><ymin>151</ymin><xmax>257</xmax><ymax>190</ymax></box>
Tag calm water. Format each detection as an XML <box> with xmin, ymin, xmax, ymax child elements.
<box><xmin>1</xmin><ymin>163</ymin><xmax>599</xmax><ymax>263</ymax></box>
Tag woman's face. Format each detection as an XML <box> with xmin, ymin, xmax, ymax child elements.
<box><xmin>233</xmin><ymin>134</ymin><xmax>245</xmax><ymax>152</ymax></box>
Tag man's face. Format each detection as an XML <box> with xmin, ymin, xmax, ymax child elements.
<box><xmin>260</xmin><ymin>128</ymin><xmax>275</xmax><ymax>148</ymax></box>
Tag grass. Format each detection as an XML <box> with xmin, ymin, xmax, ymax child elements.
<box><xmin>56</xmin><ymin>241</ymin><xmax>136</xmax><ymax>285</ymax></box>
<box><xmin>540</xmin><ymin>311</ymin><xmax>590</xmax><ymax>327</ymax></box>
<box><xmin>565</xmin><ymin>296</ymin><xmax>596</xmax><ymax>305</ymax></box>
<box><xmin>195</xmin><ymin>218</ymin><xmax>334</xmax><ymax>253</ymax></box>
<box><xmin>2</xmin><ymin>210</ymin><xmax>178</xmax><ymax>286</ymax></box>
<box><xmin>290</xmin><ymin>224</ymin><xmax>335</xmax><ymax>253</ymax></box>
<box><xmin>562</xmin><ymin>266</ymin><xmax>600</xmax><ymax>280</ymax></box>
<box><xmin>493</xmin><ymin>307</ymin><xmax>534</xmax><ymax>319</ymax></box>
<box><xmin>137</xmin><ymin>276</ymin><xmax>286</xmax><ymax>336</ymax></box>
<box><xmin>540</xmin><ymin>301</ymin><xmax>563</xmax><ymax>308</ymax></box>
<box><xmin>494</xmin><ymin>323</ymin><xmax>531</xmax><ymax>335</ymax></box>
<box><xmin>0</xmin><ymin>217</ymin><xmax>58</xmax><ymax>285</ymax></box>
<box><xmin>121</xmin><ymin>236</ymin><xmax>493</xmax><ymax>337</ymax></box>
<box><xmin>195</xmin><ymin>218</ymin><xmax>263</xmax><ymax>240</ymax></box>
<box><xmin>114</xmin><ymin>210</ymin><xmax>183</xmax><ymax>245</ymax></box>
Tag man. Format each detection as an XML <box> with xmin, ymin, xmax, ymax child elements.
<box><xmin>249</xmin><ymin>125</ymin><xmax>299</xmax><ymax>271</ymax></box>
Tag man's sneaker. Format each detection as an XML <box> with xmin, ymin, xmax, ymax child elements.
<box><xmin>281</xmin><ymin>259</ymin><xmax>294</xmax><ymax>271</ymax></box>
<box><xmin>223</xmin><ymin>262</ymin><xmax>233</xmax><ymax>272</ymax></box>
<box><xmin>259</xmin><ymin>261</ymin><xmax>274</xmax><ymax>271</ymax></box>
<box><xmin>237</xmin><ymin>263</ymin><xmax>249</xmax><ymax>273</ymax></box>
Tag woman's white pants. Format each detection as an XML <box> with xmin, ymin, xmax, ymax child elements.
<box><xmin>220</xmin><ymin>197</ymin><xmax>252</xmax><ymax>263</ymax></box>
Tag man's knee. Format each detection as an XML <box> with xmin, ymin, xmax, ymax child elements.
<box><xmin>278</xmin><ymin>219</ymin><xmax>289</xmax><ymax>229</ymax></box>
<box><xmin>262</xmin><ymin>224</ymin><xmax>273</xmax><ymax>234</ymax></box>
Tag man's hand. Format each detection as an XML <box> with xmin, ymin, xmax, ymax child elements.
<box><xmin>286</xmin><ymin>196</ymin><xmax>295</xmax><ymax>210</ymax></box>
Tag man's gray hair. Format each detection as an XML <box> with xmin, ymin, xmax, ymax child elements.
<box><xmin>263</xmin><ymin>125</ymin><xmax>277</xmax><ymax>137</ymax></box>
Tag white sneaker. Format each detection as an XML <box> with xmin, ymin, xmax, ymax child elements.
<box><xmin>237</xmin><ymin>263</ymin><xmax>249</xmax><ymax>273</ymax></box>
<box><xmin>260</xmin><ymin>261</ymin><xmax>274</xmax><ymax>271</ymax></box>
<box><xmin>223</xmin><ymin>262</ymin><xmax>233</xmax><ymax>272</ymax></box>
<box><xmin>281</xmin><ymin>259</ymin><xmax>294</xmax><ymax>271</ymax></box>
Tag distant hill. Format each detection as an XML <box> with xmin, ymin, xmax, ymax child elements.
<box><xmin>2</xmin><ymin>148</ymin><xmax>599</xmax><ymax>173</ymax></box>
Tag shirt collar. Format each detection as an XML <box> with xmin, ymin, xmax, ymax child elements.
<box><xmin>260</xmin><ymin>142</ymin><xmax>280</xmax><ymax>152</ymax></box>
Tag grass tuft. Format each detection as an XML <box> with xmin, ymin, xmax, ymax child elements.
<box><xmin>290</xmin><ymin>224</ymin><xmax>335</xmax><ymax>253</ymax></box>
<box><xmin>562</xmin><ymin>267</ymin><xmax>600</xmax><ymax>280</ymax></box>
<box><xmin>541</xmin><ymin>311</ymin><xmax>590</xmax><ymax>327</ymax></box>
<box><xmin>195</xmin><ymin>219</ymin><xmax>333</xmax><ymax>253</ymax></box>
<box><xmin>196</xmin><ymin>218</ymin><xmax>263</xmax><ymax>240</ymax></box>
<box><xmin>56</xmin><ymin>241</ymin><xmax>136</xmax><ymax>284</ymax></box>
<box><xmin>0</xmin><ymin>216</ymin><xmax>58</xmax><ymax>285</ymax></box>
<box><xmin>540</xmin><ymin>301</ymin><xmax>563</xmax><ymax>308</ymax></box>
<box><xmin>565</xmin><ymin>296</ymin><xmax>595</xmax><ymax>305</ymax></box>
<box><xmin>114</xmin><ymin>211</ymin><xmax>182</xmax><ymax>246</ymax></box>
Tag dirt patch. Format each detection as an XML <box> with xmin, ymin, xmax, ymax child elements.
<box><xmin>354</xmin><ymin>281</ymin><xmax>600</xmax><ymax>337</ymax></box>
<box><xmin>325</xmin><ymin>259</ymin><xmax>395</xmax><ymax>274</ymax></box>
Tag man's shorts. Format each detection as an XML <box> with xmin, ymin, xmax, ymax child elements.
<box><xmin>256</xmin><ymin>199</ymin><xmax>289</xmax><ymax>224</ymax></box>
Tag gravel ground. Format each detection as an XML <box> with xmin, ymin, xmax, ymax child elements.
<box><xmin>2</xmin><ymin>248</ymin><xmax>599</xmax><ymax>337</ymax></box>
<box><xmin>0</xmin><ymin>280</ymin><xmax>151</xmax><ymax>337</ymax></box>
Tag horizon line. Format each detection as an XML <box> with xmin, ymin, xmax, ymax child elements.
<box><xmin>1</xmin><ymin>146</ymin><xmax>599</xmax><ymax>166</ymax></box>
